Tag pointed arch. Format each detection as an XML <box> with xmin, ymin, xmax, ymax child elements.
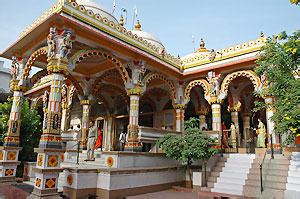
<box><xmin>184</xmin><ymin>79</ymin><xmax>210</xmax><ymax>101</ymax></box>
<box><xmin>71</xmin><ymin>49</ymin><xmax>130</xmax><ymax>84</ymax></box>
<box><xmin>23</xmin><ymin>46</ymin><xmax>48</xmax><ymax>80</ymax></box>
<box><xmin>142</xmin><ymin>72</ymin><xmax>177</xmax><ymax>100</ymax></box>
<box><xmin>220</xmin><ymin>70</ymin><xmax>262</xmax><ymax>97</ymax></box>
<box><xmin>30</xmin><ymin>69</ymin><xmax>48</xmax><ymax>85</ymax></box>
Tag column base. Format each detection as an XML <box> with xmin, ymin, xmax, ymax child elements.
<box><xmin>124</xmin><ymin>142</ymin><xmax>142</xmax><ymax>152</ymax></box>
<box><xmin>0</xmin><ymin>176</ymin><xmax>16</xmax><ymax>183</ymax></box>
<box><xmin>28</xmin><ymin>188</ymin><xmax>60</xmax><ymax>199</ymax></box>
<box><xmin>39</xmin><ymin>135</ymin><xmax>62</xmax><ymax>149</ymax></box>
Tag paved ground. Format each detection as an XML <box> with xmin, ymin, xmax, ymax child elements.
<box><xmin>0</xmin><ymin>183</ymin><xmax>31</xmax><ymax>199</ymax></box>
<box><xmin>127</xmin><ymin>190</ymin><xmax>200</xmax><ymax>199</ymax></box>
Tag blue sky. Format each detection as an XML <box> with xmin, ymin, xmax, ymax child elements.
<box><xmin>0</xmin><ymin>0</ymin><xmax>299</xmax><ymax>72</ymax></box>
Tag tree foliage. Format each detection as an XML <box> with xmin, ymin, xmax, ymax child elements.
<box><xmin>0</xmin><ymin>96</ymin><xmax>42</xmax><ymax>176</ymax></box>
<box><xmin>254</xmin><ymin>30</ymin><xmax>300</xmax><ymax>145</ymax></box>
<box><xmin>157</xmin><ymin>117</ymin><xmax>218</xmax><ymax>187</ymax></box>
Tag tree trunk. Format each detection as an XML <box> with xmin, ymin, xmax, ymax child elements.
<box><xmin>187</xmin><ymin>163</ymin><xmax>193</xmax><ymax>188</ymax></box>
<box><xmin>203</xmin><ymin>161</ymin><xmax>207</xmax><ymax>187</ymax></box>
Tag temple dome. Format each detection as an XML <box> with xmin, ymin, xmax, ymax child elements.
<box><xmin>131</xmin><ymin>20</ymin><xmax>164</xmax><ymax>50</ymax></box>
<box><xmin>76</xmin><ymin>0</ymin><xmax>118</xmax><ymax>24</ymax></box>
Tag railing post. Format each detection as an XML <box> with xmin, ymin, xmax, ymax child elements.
<box><xmin>236</xmin><ymin>136</ymin><xmax>239</xmax><ymax>153</ymax></box>
<box><xmin>271</xmin><ymin>134</ymin><xmax>274</xmax><ymax>159</ymax></box>
<box><xmin>221</xmin><ymin>132</ymin><xmax>223</xmax><ymax>157</ymax></box>
<box><xmin>260</xmin><ymin>164</ymin><xmax>263</xmax><ymax>192</ymax></box>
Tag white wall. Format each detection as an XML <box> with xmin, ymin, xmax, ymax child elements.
<box><xmin>0</xmin><ymin>61</ymin><xmax>11</xmax><ymax>93</ymax></box>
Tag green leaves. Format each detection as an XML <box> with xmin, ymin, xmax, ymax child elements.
<box><xmin>157</xmin><ymin>117</ymin><xmax>218</xmax><ymax>165</ymax></box>
<box><xmin>254</xmin><ymin>30</ymin><xmax>300</xmax><ymax>145</ymax></box>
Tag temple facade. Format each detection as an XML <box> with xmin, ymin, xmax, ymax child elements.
<box><xmin>0</xmin><ymin>0</ymin><xmax>285</xmax><ymax>198</ymax></box>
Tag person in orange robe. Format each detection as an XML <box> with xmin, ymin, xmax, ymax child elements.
<box><xmin>95</xmin><ymin>129</ymin><xmax>102</xmax><ymax>151</ymax></box>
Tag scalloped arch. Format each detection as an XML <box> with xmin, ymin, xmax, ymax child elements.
<box><xmin>184</xmin><ymin>79</ymin><xmax>210</xmax><ymax>101</ymax></box>
<box><xmin>23</xmin><ymin>47</ymin><xmax>48</xmax><ymax>80</ymax></box>
<box><xmin>71</xmin><ymin>49</ymin><xmax>130</xmax><ymax>84</ymax></box>
<box><xmin>220</xmin><ymin>70</ymin><xmax>261</xmax><ymax>96</ymax></box>
<box><xmin>97</xmin><ymin>84</ymin><xmax>129</xmax><ymax>105</ymax></box>
<box><xmin>30</xmin><ymin>69</ymin><xmax>48</xmax><ymax>85</ymax></box>
<box><xmin>32</xmin><ymin>94</ymin><xmax>45</xmax><ymax>109</ymax></box>
<box><xmin>142</xmin><ymin>72</ymin><xmax>177</xmax><ymax>100</ymax></box>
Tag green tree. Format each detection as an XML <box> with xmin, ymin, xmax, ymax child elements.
<box><xmin>254</xmin><ymin>30</ymin><xmax>300</xmax><ymax>145</ymax></box>
<box><xmin>157</xmin><ymin>117</ymin><xmax>218</xmax><ymax>188</ymax></box>
<box><xmin>0</xmin><ymin>96</ymin><xmax>42</xmax><ymax>176</ymax></box>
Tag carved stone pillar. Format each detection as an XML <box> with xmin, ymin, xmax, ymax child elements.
<box><xmin>31</xmin><ymin>27</ymin><xmax>73</xmax><ymax>198</ymax></box>
<box><xmin>125</xmin><ymin>88</ymin><xmax>143</xmax><ymax>152</ymax></box>
<box><xmin>79</xmin><ymin>100</ymin><xmax>92</xmax><ymax>150</ymax></box>
<box><xmin>0</xmin><ymin>79</ymin><xmax>26</xmax><ymax>182</ymax></box>
<box><xmin>174</xmin><ymin>104</ymin><xmax>186</xmax><ymax>132</ymax></box>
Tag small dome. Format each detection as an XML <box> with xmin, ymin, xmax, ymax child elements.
<box><xmin>76</xmin><ymin>0</ymin><xmax>118</xmax><ymax>24</ymax></box>
<box><xmin>131</xmin><ymin>20</ymin><xmax>164</xmax><ymax>50</ymax></box>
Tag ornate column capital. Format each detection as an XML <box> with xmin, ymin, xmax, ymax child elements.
<box><xmin>241</xmin><ymin>112</ymin><xmax>252</xmax><ymax>117</ymax></box>
<box><xmin>227</xmin><ymin>101</ymin><xmax>242</xmax><ymax>112</ymax></box>
<box><xmin>196</xmin><ymin>110</ymin><xmax>209</xmax><ymax>116</ymax></box>
<box><xmin>173</xmin><ymin>103</ymin><xmax>187</xmax><ymax>110</ymax></box>
<box><xmin>80</xmin><ymin>100</ymin><xmax>93</xmax><ymax>106</ymax></box>
<box><xmin>208</xmin><ymin>96</ymin><xmax>223</xmax><ymax>105</ymax></box>
<box><xmin>10</xmin><ymin>80</ymin><xmax>27</xmax><ymax>92</ymax></box>
<box><xmin>126</xmin><ymin>87</ymin><xmax>144</xmax><ymax>97</ymax></box>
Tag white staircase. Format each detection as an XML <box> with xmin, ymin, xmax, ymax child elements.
<box><xmin>285</xmin><ymin>152</ymin><xmax>300</xmax><ymax>199</ymax></box>
<box><xmin>211</xmin><ymin>154</ymin><xmax>255</xmax><ymax>196</ymax></box>
<box><xmin>61</xmin><ymin>150</ymin><xmax>106</xmax><ymax>167</ymax></box>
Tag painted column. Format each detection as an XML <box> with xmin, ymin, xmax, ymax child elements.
<box><xmin>0</xmin><ymin>80</ymin><xmax>26</xmax><ymax>182</ymax></box>
<box><xmin>241</xmin><ymin>112</ymin><xmax>251</xmax><ymax>142</ymax></box>
<box><xmin>31</xmin><ymin>27</ymin><xmax>73</xmax><ymax>198</ymax></box>
<box><xmin>174</xmin><ymin>104</ymin><xmax>186</xmax><ymax>132</ymax></box>
<box><xmin>125</xmin><ymin>88</ymin><xmax>143</xmax><ymax>152</ymax></box>
<box><xmin>227</xmin><ymin>101</ymin><xmax>242</xmax><ymax>146</ymax></box>
<box><xmin>209</xmin><ymin>97</ymin><xmax>222</xmax><ymax>143</ymax></box>
<box><xmin>79</xmin><ymin>100</ymin><xmax>92</xmax><ymax>150</ymax></box>
<box><xmin>264</xmin><ymin>97</ymin><xmax>277</xmax><ymax>145</ymax></box>
<box><xmin>60</xmin><ymin>106</ymin><xmax>70</xmax><ymax>132</ymax></box>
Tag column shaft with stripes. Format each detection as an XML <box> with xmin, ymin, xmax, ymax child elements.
<box><xmin>125</xmin><ymin>88</ymin><xmax>143</xmax><ymax>152</ymax></box>
<box><xmin>174</xmin><ymin>104</ymin><xmax>186</xmax><ymax>132</ymax></box>
<box><xmin>197</xmin><ymin>109</ymin><xmax>209</xmax><ymax>130</ymax></box>
<box><xmin>241</xmin><ymin>112</ymin><xmax>251</xmax><ymax>142</ymax></box>
<box><xmin>228</xmin><ymin>104</ymin><xmax>241</xmax><ymax>146</ymax></box>
<box><xmin>80</xmin><ymin>100</ymin><xmax>92</xmax><ymax>150</ymax></box>
<box><xmin>31</xmin><ymin>28</ymin><xmax>73</xmax><ymax>197</ymax></box>
<box><xmin>209</xmin><ymin>97</ymin><xmax>223</xmax><ymax>143</ymax></box>
<box><xmin>0</xmin><ymin>81</ymin><xmax>26</xmax><ymax>182</ymax></box>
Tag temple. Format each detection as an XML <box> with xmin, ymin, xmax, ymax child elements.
<box><xmin>0</xmin><ymin>0</ymin><xmax>299</xmax><ymax>199</ymax></box>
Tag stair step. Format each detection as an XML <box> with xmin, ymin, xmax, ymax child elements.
<box><xmin>211</xmin><ymin>187</ymin><xmax>243</xmax><ymax>196</ymax></box>
<box><xmin>222</xmin><ymin>167</ymin><xmax>250</xmax><ymax>173</ymax></box>
<box><xmin>287</xmin><ymin>176</ymin><xmax>300</xmax><ymax>184</ymax></box>
<box><xmin>220</xmin><ymin>172</ymin><xmax>248</xmax><ymax>179</ymax></box>
<box><xmin>207</xmin><ymin>176</ymin><xmax>217</xmax><ymax>182</ymax></box>
<box><xmin>213</xmin><ymin>182</ymin><xmax>243</xmax><ymax>191</ymax></box>
<box><xmin>284</xmin><ymin>190</ymin><xmax>300</xmax><ymax>199</ymax></box>
<box><xmin>216</xmin><ymin>177</ymin><xmax>246</xmax><ymax>185</ymax></box>
<box><xmin>289</xmin><ymin>170</ymin><xmax>300</xmax><ymax>177</ymax></box>
<box><xmin>243</xmin><ymin>185</ymin><xmax>261</xmax><ymax>197</ymax></box>
<box><xmin>286</xmin><ymin>183</ymin><xmax>300</xmax><ymax>191</ymax></box>
<box><xmin>224</xmin><ymin>162</ymin><xmax>252</xmax><ymax>168</ymax></box>
<box><xmin>261</xmin><ymin>188</ymin><xmax>285</xmax><ymax>198</ymax></box>
<box><xmin>263</xmin><ymin>181</ymin><xmax>287</xmax><ymax>190</ymax></box>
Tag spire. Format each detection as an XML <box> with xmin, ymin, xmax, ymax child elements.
<box><xmin>200</xmin><ymin>38</ymin><xmax>205</xmax><ymax>48</ymax></box>
<box><xmin>119</xmin><ymin>15</ymin><xmax>124</xmax><ymax>26</ymax></box>
<box><xmin>261</xmin><ymin>31</ymin><xmax>264</xmax><ymax>37</ymax></box>
<box><xmin>134</xmin><ymin>20</ymin><xmax>141</xmax><ymax>31</ymax></box>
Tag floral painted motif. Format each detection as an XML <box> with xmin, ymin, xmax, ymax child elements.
<box><xmin>67</xmin><ymin>174</ymin><xmax>73</xmax><ymax>185</ymax></box>
<box><xmin>107</xmin><ymin>157</ymin><xmax>114</xmax><ymax>167</ymax></box>
<box><xmin>45</xmin><ymin>178</ymin><xmax>56</xmax><ymax>189</ymax></box>
<box><xmin>38</xmin><ymin>154</ymin><xmax>43</xmax><ymax>166</ymax></box>
<box><xmin>36</xmin><ymin>178</ymin><xmax>41</xmax><ymax>187</ymax></box>
<box><xmin>7</xmin><ymin>151</ymin><xmax>16</xmax><ymax>160</ymax></box>
<box><xmin>5</xmin><ymin>169</ymin><xmax>14</xmax><ymax>176</ymax></box>
<box><xmin>61</xmin><ymin>153</ymin><xmax>64</xmax><ymax>162</ymax></box>
<box><xmin>24</xmin><ymin>167</ymin><xmax>29</xmax><ymax>176</ymax></box>
<box><xmin>0</xmin><ymin>151</ymin><xmax>3</xmax><ymax>160</ymax></box>
<box><xmin>47</xmin><ymin>155</ymin><xmax>58</xmax><ymax>167</ymax></box>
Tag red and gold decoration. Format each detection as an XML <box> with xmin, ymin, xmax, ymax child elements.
<box><xmin>35</xmin><ymin>178</ymin><xmax>41</xmax><ymax>187</ymax></box>
<box><xmin>61</xmin><ymin>153</ymin><xmax>65</xmax><ymax>162</ymax></box>
<box><xmin>45</xmin><ymin>178</ymin><xmax>56</xmax><ymax>189</ymax></box>
<box><xmin>24</xmin><ymin>167</ymin><xmax>29</xmax><ymax>176</ymax></box>
<box><xmin>107</xmin><ymin>157</ymin><xmax>114</xmax><ymax>167</ymax></box>
<box><xmin>0</xmin><ymin>151</ymin><xmax>3</xmax><ymax>160</ymax></box>
<box><xmin>5</xmin><ymin>169</ymin><xmax>14</xmax><ymax>176</ymax></box>
<box><xmin>6</xmin><ymin>151</ymin><xmax>16</xmax><ymax>161</ymax></box>
<box><xmin>38</xmin><ymin>155</ymin><xmax>43</xmax><ymax>166</ymax></box>
<box><xmin>47</xmin><ymin>155</ymin><xmax>58</xmax><ymax>167</ymax></box>
<box><xmin>67</xmin><ymin>174</ymin><xmax>73</xmax><ymax>185</ymax></box>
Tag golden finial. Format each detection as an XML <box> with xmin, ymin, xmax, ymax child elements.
<box><xmin>200</xmin><ymin>38</ymin><xmax>205</xmax><ymax>48</ymax></box>
<box><xmin>119</xmin><ymin>15</ymin><xmax>124</xmax><ymax>26</ymax></box>
<box><xmin>134</xmin><ymin>20</ymin><xmax>141</xmax><ymax>31</ymax></box>
<box><xmin>261</xmin><ymin>31</ymin><xmax>264</xmax><ymax>37</ymax></box>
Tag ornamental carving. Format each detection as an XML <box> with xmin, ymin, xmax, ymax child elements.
<box><xmin>207</xmin><ymin>71</ymin><xmax>221</xmax><ymax>97</ymax></box>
